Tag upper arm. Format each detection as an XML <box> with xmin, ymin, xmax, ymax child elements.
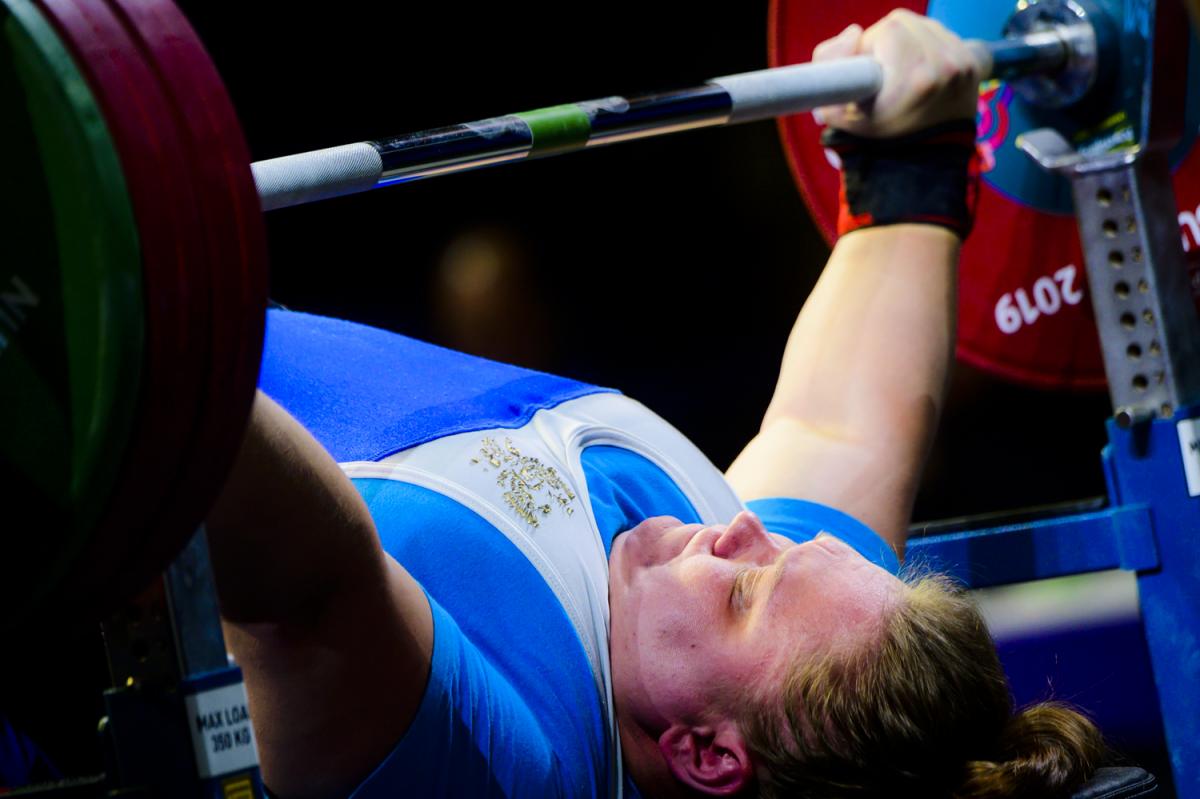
<box><xmin>223</xmin><ymin>557</ymin><xmax>433</xmax><ymax>799</ymax></box>
<box><xmin>208</xmin><ymin>393</ymin><xmax>434</xmax><ymax>799</ymax></box>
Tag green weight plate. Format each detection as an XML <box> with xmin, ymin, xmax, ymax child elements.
<box><xmin>36</xmin><ymin>0</ymin><xmax>213</xmax><ymax>620</ymax></box>
<box><xmin>0</xmin><ymin>0</ymin><xmax>143</xmax><ymax>627</ymax></box>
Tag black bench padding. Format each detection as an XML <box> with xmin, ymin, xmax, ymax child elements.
<box><xmin>1071</xmin><ymin>767</ymin><xmax>1157</xmax><ymax>799</ymax></box>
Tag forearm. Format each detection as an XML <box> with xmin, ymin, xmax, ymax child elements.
<box><xmin>763</xmin><ymin>224</ymin><xmax>958</xmax><ymax>447</ymax></box>
<box><xmin>726</xmin><ymin>9</ymin><xmax>976</xmax><ymax>548</ymax></box>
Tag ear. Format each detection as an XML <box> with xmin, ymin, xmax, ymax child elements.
<box><xmin>658</xmin><ymin>721</ymin><xmax>753</xmax><ymax>796</ymax></box>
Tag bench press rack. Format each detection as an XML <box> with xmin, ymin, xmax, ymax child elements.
<box><xmin>908</xmin><ymin>1</ymin><xmax>1200</xmax><ymax>794</ymax></box>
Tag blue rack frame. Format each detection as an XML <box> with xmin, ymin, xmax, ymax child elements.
<box><xmin>909</xmin><ymin>412</ymin><xmax>1200</xmax><ymax>795</ymax></box>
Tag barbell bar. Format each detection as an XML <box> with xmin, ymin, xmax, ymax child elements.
<box><xmin>253</xmin><ymin>12</ymin><xmax>1106</xmax><ymax>211</ymax></box>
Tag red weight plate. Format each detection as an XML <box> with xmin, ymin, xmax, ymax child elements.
<box><xmin>770</xmin><ymin>0</ymin><xmax>1200</xmax><ymax>390</ymax></box>
<box><xmin>34</xmin><ymin>0</ymin><xmax>211</xmax><ymax>611</ymax></box>
<box><xmin>102</xmin><ymin>0</ymin><xmax>267</xmax><ymax>595</ymax></box>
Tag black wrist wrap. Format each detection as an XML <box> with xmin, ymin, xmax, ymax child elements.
<box><xmin>821</xmin><ymin>119</ymin><xmax>981</xmax><ymax>239</ymax></box>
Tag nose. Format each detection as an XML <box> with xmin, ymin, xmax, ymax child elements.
<box><xmin>712</xmin><ymin>511</ymin><xmax>775</xmax><ymax>560</ymax></box>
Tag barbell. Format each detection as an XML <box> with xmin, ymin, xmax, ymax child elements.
<box><xmin>1</xmin><ymin>0</ymin><xmax>1196</xmax><ymax>627</ymax></box>
<box><xmin>249</xmin><ymin>5</ymin><xmax>1105</xmax><ymax>211</ymax></box>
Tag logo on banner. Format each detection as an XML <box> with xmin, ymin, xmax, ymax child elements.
<box><xmin>975</xmin><ymin>81</ymin><xmax>1013</xmax><ymax>174</ymax></box>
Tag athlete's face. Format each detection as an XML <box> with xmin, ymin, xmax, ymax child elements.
<box><xmin>608</xmin><ymin>511</ymin><xmax>903</xmax><ymax>732</ymax></box>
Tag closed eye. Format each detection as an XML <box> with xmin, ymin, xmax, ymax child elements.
<box><xmin>729</xmin><ymin>567</ymin><xmax>763</xmax><ymax>614</ymax></box>
<box><xmin>729</xmin><ymin>568</ymin><xmax>747</xmax><ymax>612</ymax></box>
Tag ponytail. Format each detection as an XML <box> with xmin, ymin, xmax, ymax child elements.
<box><xmin>959</xmin><ymin>703</ymin><xmax>1106</xmax><ymax>798</ymax></box>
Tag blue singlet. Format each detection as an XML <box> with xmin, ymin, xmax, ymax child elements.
<box><xmin>260</xmin><ymin>310</ymin><xmax>899</xmax><ymax>799</ymax></box>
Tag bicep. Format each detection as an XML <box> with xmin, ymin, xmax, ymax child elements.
<box><xmin>226</xmin><ymin>555</ymin><xmax>433</xmax><ymax>799</ymax></box>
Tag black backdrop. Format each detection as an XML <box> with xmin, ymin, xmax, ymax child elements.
<box><xmin>183</xmin><ymin>1</ymin><xmax>1113</xmax><ymax>517</ymax></box>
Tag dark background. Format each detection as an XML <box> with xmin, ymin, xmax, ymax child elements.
<box><xmin>187</xmin><ymin>1</ymin><xmax>1114</xmax><ymax>516</ymax></box>
<box><xmin>6</xmin><ymin>0</ymin><xmax>1137</xmax><ymax>788</ymax></box>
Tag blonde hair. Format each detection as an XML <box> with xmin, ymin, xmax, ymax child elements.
<box><xmin>741</xmin><ymin>572</ymin><xmax>1106</xmax><ymax>798</ymax></box>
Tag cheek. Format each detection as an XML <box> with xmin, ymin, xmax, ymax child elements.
<box><xmin>629</xmin><ymin>564</ymin><xmax>728</xmax><ymax>661</ymax></box>
<box><xmin>615</xmin><ymin>564</ymin><xmax>757</xmax><ymax>717</ymax></box>
<box><xmin>631</xmin><ymin>603</ymin><xmax>718</xmax><ymax>711</ymax></box>
<box><xmin>642</xmin><ymin>559</ymin><xmax>726</xmax><ymax>620</ymax></box>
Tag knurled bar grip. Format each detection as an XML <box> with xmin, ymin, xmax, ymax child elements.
<box><xmin>251</xmin><ymin>33</ymin><xmax>1068</xmax><ymax>211</ymax></box>
<box><xmin>253</xmin><ymin>143</ymin><xmax>382</xmax><ymax>212</ymax></box>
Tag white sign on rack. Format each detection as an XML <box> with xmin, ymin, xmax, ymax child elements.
<box><xmin>184</xmin><ymin>680</ymin><xmax>259</xmax><ymax>779</ymax></box>
<box><xmin>1178</xmin><ymin>418</ymin><xmax>1200</xmax><ymax>498</ymax></box>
